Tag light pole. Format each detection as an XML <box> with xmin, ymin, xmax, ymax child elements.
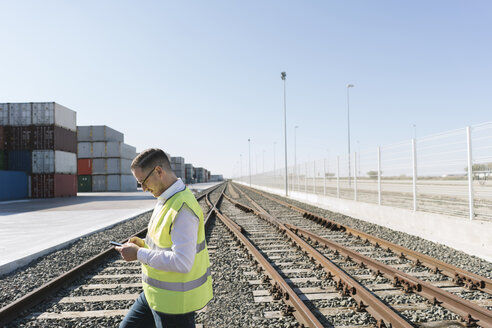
<box><xmin>281</xmin><ymin>71</ymin><xmax>288</xmax><ymax>196</ymax></box>
<box><xmin>262</xmin><ymin>149</ymin><xmax>265</xmax><ymax>173</ymax></box>
<box><xmin>240</xmin><ymin>154</ymin><xmax>243</xmax><ymax>182</ymax></box>
<box><xmin>248</xmin><ymin>138</ymin><xmax>251</xmax><ymax>186</ymax></box>
<box><xmin>347</xmin><ymin>84</ymin><xmax>354</xmax><ymax>186</ymax></box>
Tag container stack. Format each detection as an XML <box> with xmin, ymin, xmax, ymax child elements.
<box><xmin>184</xmin><ymin>163</ymin><xmax>194</xmax><ymax>184</ymax></box>
<box><xmin>194</xmin><ymin>167</ymin><xmax>209</xmax><ymax>183</ymax></box>
<box><xmin>171</xmin><ymin>157</ymin><xmax>185</xmax><ymax>181</ymax></box>
<box><xmin>0</xmin><ymin>102</ymin><xmax>77</xmax><ymax>200</ymax></box>
<box><xmin>77</xmin><ymin>125</ymin><xmax>137</xmax><ymax>192</ymax></box>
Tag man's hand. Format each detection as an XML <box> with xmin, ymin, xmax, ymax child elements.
<box><xmin>115</xmin><ymin>243</ymin><xmax>140</xmax><ymax>261</ymax></box>
<box><xmin>129</xmin><ymin>236</ymin><xmax>145</xmax><ymax>247</ymax></box>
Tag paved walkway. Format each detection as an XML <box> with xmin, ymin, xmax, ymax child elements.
<box><xmin>0</xmin><ymin>182</ymin><xmax>221</xmax><ymax>276</ymax></box>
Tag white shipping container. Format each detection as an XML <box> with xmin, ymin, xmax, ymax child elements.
<box><xmin>77</xmin><ymin>125</ymin><xmax>124</xmax><ymax>142</ymax></box>
<box><xmin>8</xmin><ymin>103</ymin><xmax>32</xmax><ymax>126</ymax></box>
<box><xmin>107</xmin><ymin>174</ymin><xmax>137</xmax><ymax>191</ymax></box>
<box><xmin>91</xmin><ymin>158</ymin><xmax>132</xmax><ymax>174</ymax></box>
<box><xmin>32</xmin><ymin>102</ymin><xmax>77</xmax><ymax>131</ymax></box>
<box><xmin>0</xmin><ymin>103</ymin><xmax>9</xmax><ymax>125</ymax></box>
<box><xmin>32</xmin><ymin>150</ymin><xmax>77</xmax><ymax>174</ymax></box>
<box><xmin>92</xmin><ymin>142</ymin><xmax>107</xmax><ymax>157</ymax></box>
<box><xmin>92</xmin><ymin>175</ymin><xmax>107</xmax><ymax>192</ymax></box>
<box><xmin>77</xmin><ymin>142</ymin><xmax>93</xmax><ymax>158</ymax></box>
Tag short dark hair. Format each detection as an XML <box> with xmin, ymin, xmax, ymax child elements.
<box><xmin>131</xmin><ymin>148</ymin><xmax>172</xmax><ymax>172</ymax></box>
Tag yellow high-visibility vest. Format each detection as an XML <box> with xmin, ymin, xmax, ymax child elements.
<box><xmin>142</xmin><ymin>187</ymin><xmax>213</xmax><ymax>314</ymax></box>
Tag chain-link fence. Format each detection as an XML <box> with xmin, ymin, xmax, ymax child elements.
<box><xmin>235</xmin><ymin>122</ymin><xmax>492</xmax><ymax>221</ymax></box>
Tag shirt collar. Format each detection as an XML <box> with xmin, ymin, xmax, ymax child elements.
<box><xmin>157</xmin><ymin>178</ymin><xmax>185</xmax><ymax>204</ymax></box>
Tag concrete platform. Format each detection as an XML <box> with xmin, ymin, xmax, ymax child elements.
<box><xmin>236</xmin><ymin>181</ymin><xmax>492</xmax><ymax>263</ymax></box>
<box><xmin>0</xmin><ymin>182</ymin><xmax>222</xmax><ymax>276</ymax></box>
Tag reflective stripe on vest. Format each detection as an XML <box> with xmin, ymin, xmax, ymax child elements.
<box><xmin>143</xmin><ymin>267</ymin><xmax>211</xmax><ymax>292</ymax></box>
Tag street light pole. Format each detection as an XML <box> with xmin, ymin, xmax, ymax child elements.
<box><xmin>281</xmin><ymin>72</ymin><xmax>288</xmax><ymax>196</ymax></box>
<box><xmin>248</xmin><ymin>138</ymin><xmax>251</xmax><ymax>186</ymax></box>
<box><xmin>347</xmin><ymin>84</ymin><xmax>354</xmax><ymax>186</ymax></box>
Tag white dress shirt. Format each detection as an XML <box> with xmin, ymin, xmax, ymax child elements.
<box><xmin>137</xmin><ymin>178</ymin><xmax>199</xmax><ymax>273</ymax></box>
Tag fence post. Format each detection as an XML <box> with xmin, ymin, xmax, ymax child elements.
<box><xmin>466</xmin><ymin>126</ymin><xmax>474</xmax><ymax>220</ymax></box>
<box><xmin>378</xmin><ymin>147</ymin><xmax>381</xmax><ymax>205</ymax></box>
<box><xmin>412</xmin><ymin>139</ymin><xmax>417</xmax><ymax>211</ymax></box>
<box><xmin>313</xmin><ymin>161</ymin><xmax>316</xmax><ymax>194</ymax></box>
<box><xmin>337</xmin><ymin>156</ymin><xmax>340</xmax><ymax>198</ymax></box>
<box><xmin>323</xmin><ymin>158</ymin><xmax>327</xmax><ymax>196</ymax></box>
<box><xmin>354</xmin><ymin>152</ymin><xmax>357</xmax><ymax>201</ymax></box>
<box><xmin>305</xmin><ymin>163</ymin><xmax>307</xmax><ymax>193</ymax></box>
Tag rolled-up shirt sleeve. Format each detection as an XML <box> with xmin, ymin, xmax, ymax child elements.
<box><xmin>137</xmin><ymin>205</ymin><xmax>199</xmax><ymax>273</ymax></box>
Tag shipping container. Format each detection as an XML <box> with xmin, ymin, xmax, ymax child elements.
<box><xmin>92</xmin><ymin>158</ymin><xmax>132</xmax><ymax>174</ymax></box>
<box><xmin>77</xmin><ymin>125</ymin><xmax>124</xmax><ymax>142</ymax></box>
<box><xmin>0</xmin><ymin>126</ymin><xmax>6</xmax><ymax>150</ymax></box>
<box><xmin>0</xmin><ymin>170</ymin><xmax>28</xmax><ymax>201</ymax></box>
<box><xmin>92</xmin><ymin>175</ymin><xmax>107</xmax><ymax>192</ymax></box>
<box><xmin>0</xmin><ymin>150</ymin><xmax>7</xmax><ymax>170</ymax></box>
<box><xmin>77</xmin><ymin>142</ymin><xmax>93</xmax><ymax>158</ymax></box>
<box><xmin>32</xmin><ymin>150</ymin><xmax>77</xmax><ymax>174</ymax></box>
<box><xmin>32</xmin><ymin>102</ymin><xmax>77</xmax><ymax>131</ymax></box>
<box><xmin>31</xmin><ymin>173</ymin><xmax>77</xmax><ymax>198</ymax></box>
<box><xmin>31</xmin><ymin>125</ymin><xmax>77</xmax><ymax>153</ymax></box>
<box><xmin>8</xmin><ymin>150</ymin><xmax>31</xmax><ymax>173</ymax></box>
<box><xmin>77</xmin><ymin>158</ymin><xmax>92</xmax><ymax>175</ymax></box>
<box><xmin>87</xmin><ymin>142</ymin><xmax>136</xmax><ymax>159</ymax></box>
<box><xmin>78</xmin><ymin>175</ymin><xmax>92</xmax><ymax>192</ymax></box>
<box><xmin>0</xmin><ymin>103</ymin><xmax>9</xmax><ymax>125</ymax></box>
<box><xmin>91</xmin><ymin>174</ymin><xmax>136</xmax><ymax>192</ymax></box>
<box><xmin>8</xmin><ymin>103</ymin><xmax>32</xmax><ymax>126</ymax></box>
<box><xmin>171</xmin><ymin>157</ymin><xmax>185</xmax><ymax>164</ymax></box>
<box><xmin>7</xmin><ymin>126</ymin><xmax>32</xmax><ymax>150</ymax></box>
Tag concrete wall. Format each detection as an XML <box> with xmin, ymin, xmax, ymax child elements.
<box><xmin>235</xmin><ymin>181</ymin><xmax>492</xmax><ymax>262</ymax></box>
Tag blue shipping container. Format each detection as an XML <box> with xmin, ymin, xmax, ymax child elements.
<box><xmin>7</xmin><ymin>150</ymin><xmax>31</xmax><ymax>173</ymax></box>
<box><xmin>0</xmin><ymin>170</ymin><xmax>28</xmax><ymax>201</ymax></box>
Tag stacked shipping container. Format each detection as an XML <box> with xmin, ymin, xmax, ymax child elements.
<box><xmin>0</xmin><ymin>102</ymin><xmax>77</xmax><ymax>200</ymax></box>
<box><xmin>171</xmin><ymin>157</ymin><xmax>185</xmax><ymax>181</ymax></box>
<box><xmin>184</xmin><ymin>163</ymin><xmax>194</xmax><ymax>184</ymax></box>
<box><xmin>77</xmin><ymin>126</ymin><xmax>137</xmax><ymax>192</ymax></box>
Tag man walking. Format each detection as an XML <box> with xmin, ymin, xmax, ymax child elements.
<box><xmin>116</xmin><ymin>148</ymin><xmax>213</xmax><ymax>328</ymax></box>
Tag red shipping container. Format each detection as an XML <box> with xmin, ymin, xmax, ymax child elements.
<box><xmin>31</xmin><ymin>125</ymin><xmax>77</xmax><ymax>153</ymax></box>
<box><xmin>0</xmin><ymin>126</ymin><xmax>6</xmax><ymax>150</ymax></box>
<box><xmin>77</xmin><ymin>158</ymin><xmax>92</xmax><ymax>175</ymax></box>
<box><xmin>7</xmin><ymin>126</ymin><xmax>32</xmax><ymax>150</ymax></box>
<box><xmin>31</xmin><ymin>174</ymin><xmax>77</xmax><ymax>198</ymax></box>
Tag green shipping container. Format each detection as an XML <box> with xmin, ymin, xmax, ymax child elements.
<box><xmin>78</xmin><ymin>175</ymin><xmax>92</xmax><ymax>192</ymax></box>
<box><xmin>0</xmin><ymin>151</ymin><xmax>6</xmax><ymax>170</ymax></box>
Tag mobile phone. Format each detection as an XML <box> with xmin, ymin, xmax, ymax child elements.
<box><xmin>110</xmin><ymin>241</ymin><xmax>123</xmax><ymax>247</ymax></box>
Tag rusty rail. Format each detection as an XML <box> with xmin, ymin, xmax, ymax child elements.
<box><xmin>288</xmin><ymin>224</ymin><xmax>492</xmax><ymax>328</ymax></box>
<box><xmin>237</xmin><ymin>183</ymin><xmax>492</xmax><ymax>295</ymax></box>
<box><xmin>213</xmin><ymin>190</ymin><xmax>324</xmax><ymax>327</ymax></box>
<box><xmin>229</xmin><ymin>183</ymin><xmax>414</xmax><ymax>328</ymax></box>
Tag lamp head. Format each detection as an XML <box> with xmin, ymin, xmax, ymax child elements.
<box><xmin>281</xmin><ymin>72</ymin><xmax>286</xmax><ymax>80</ymax></box>
<box><xmin>347</xmin><ymin>84</ymin><xmax>354</xmax><ymax>88</ymax></box>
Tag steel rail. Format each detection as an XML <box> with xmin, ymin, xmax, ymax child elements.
<box><xmin>288</xmin><ymin>224</ymin><xmax>492</xmax><ymax>328</ymax></box>
<box><xmin>236</xmin><ymin>183</ymin><xmax>492</xmax><ymax>295</ymax></box>
<box><xmin>213</xmin><ymin>191</ymin><xmax>324</xmax><ymax>327</ymax></box>
<box><xmin>229</xmin><ymin>183</ymin><xmax>414</xmax><ymax>328</ymax></box>
<box><xmin>0</xmin><ymin>183</ymin><xmax>223</xmax><ymax>327</ymax></box>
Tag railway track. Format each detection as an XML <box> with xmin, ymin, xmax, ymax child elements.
<box><xmin>223</xmin><ymin>182</ymin><xmax>492</xmax><ymax>327</ymax></box>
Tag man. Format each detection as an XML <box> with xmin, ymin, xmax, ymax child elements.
<box><xmin>116</xmin><ymin>148</ymin><xmax>213</xmax><ymax>328</ymax></box>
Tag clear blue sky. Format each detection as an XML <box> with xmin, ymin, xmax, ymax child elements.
<box><xmin>1</xmin><ymin>1</ymin><xmax>491</xmax><ymax>178</ymax></box>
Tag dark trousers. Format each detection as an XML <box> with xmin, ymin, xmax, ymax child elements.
<box><xmin>119</xmin><ymin>292</ymin><xmax>195</xmax><ymax>328</ymax></box>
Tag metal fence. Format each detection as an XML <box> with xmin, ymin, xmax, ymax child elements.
<box><xmin>235</xmin><ymin>122</ymin><xmax>492</xmax><ymax>221</ymax></box>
